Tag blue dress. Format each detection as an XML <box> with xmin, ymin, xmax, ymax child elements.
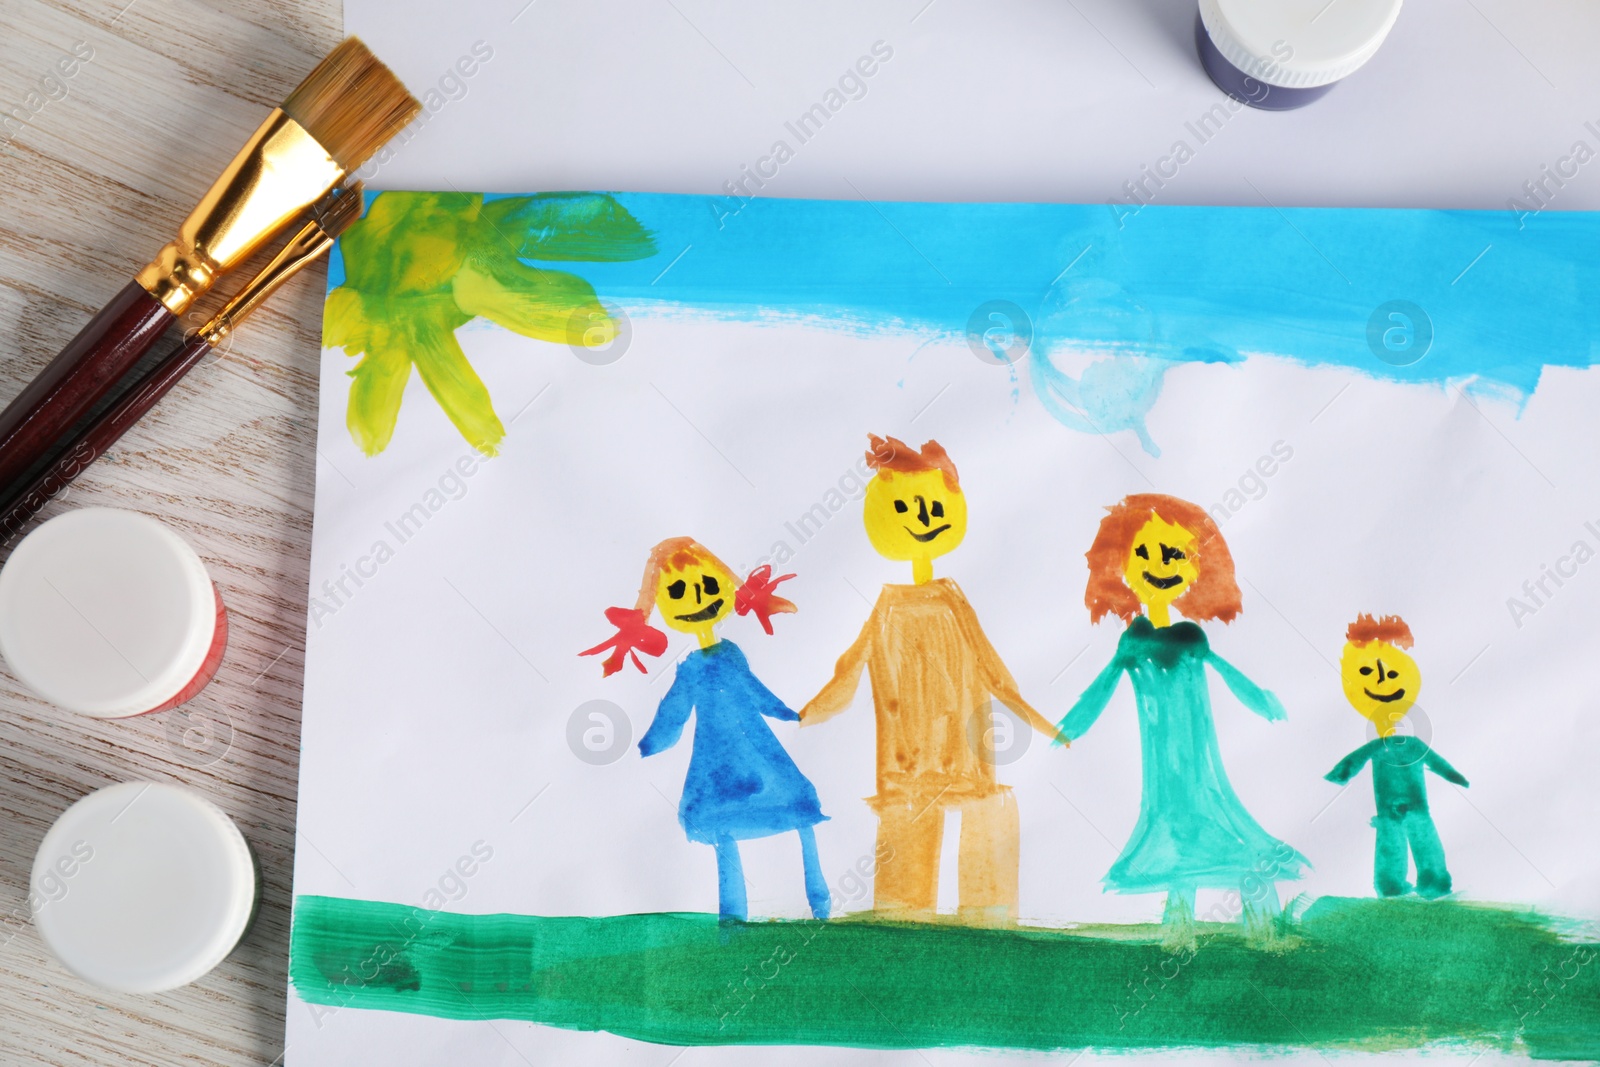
<box><xmin>639</xmin><ymin>639</ymin><xmax>826</xmax><ymax>844</ymax></box>
<box><xmin>1059</xmin><ymin>617</ymin><xmax>1308</xmax><ymax>894</ymax></box>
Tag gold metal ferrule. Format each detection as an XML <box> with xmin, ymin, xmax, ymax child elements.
<box><xmin>195</xmin><ymin>214</ymin><xmax>337</xmax><ymax>345</ymax></box>
<box><xmin>195</xmin><ymin>183</ymin><xmax>360</xmax><ymax>345</ymax></box>
<box><xmin>136</xmin><ymin>109</ymin><xmax>344</xmax><ymax>316</ymax></box>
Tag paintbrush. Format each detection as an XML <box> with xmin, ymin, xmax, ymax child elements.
<box><xmin>0</xmin><ymin>184</ymin><xmax>366</xmax><ymax>543</ymax></box>
<box><xmin>0</xmin><ymin>37</ymin><xmax>418</xmax><ymax>495</ymax></box>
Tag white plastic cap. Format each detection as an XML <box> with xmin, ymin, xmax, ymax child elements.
<box><xmin>0</xmin><ymin>508</ymin><xmax>218</xmax><ymax>717</ymax></box>
<box><xmin>1199</xmin><ymin>0</ymin><xmax>1404</xmax><ymax>89</ymax></box>
<box><xmin>31</xmin><ymin>782</ymin><xmax>257</xmax><ymax>993</ymax></box>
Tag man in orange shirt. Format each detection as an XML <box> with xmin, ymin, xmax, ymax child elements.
<box><xmin>800</xmin><ymin>435</ymin><xmax>1064</xmax><ymax>923</ymax></box>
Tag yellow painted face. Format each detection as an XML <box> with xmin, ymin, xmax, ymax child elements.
<box><xmin>1122</xmin><ymin>515</ymin><xmax>1199</xmax><ymax>614</ymax></box>
<box><xmin>863</xmin><ymin>469</ymin><xmax>967</xmax><ymax>565</ymax></box>
<box><xmin>654</xmin><ymin>558</ymin><xmax>736</xmax><ymax>640</ymax></box>
<box><xmin>1340</xmin><ymin>639</ymin><xmax>1421</xmax><ymax>735</ymax></box>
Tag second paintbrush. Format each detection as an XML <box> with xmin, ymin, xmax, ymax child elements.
<box><xmin>0</xmin><ymin>185</ymin><xmax>364</xmax><ymax>544</ymax></box>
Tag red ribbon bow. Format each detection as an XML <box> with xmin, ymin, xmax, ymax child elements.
<box><xmin>734</xmin><ymin>565</ymin><xmax>797</xmax><ymax>635</ymax></box>
<box><xmin>579</xmin><ymin>606</ymin><xmax>668</xmax><ymax>676</ymax></box>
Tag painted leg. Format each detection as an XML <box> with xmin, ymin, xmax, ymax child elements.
<box><xmin>1372</xmin><ymin>814</ymin><xmax>1413</xmax><ymax>897</ymax></box>
<box><xmin>714</xmin><ymin>835</ymin><xmax>748</xmax><ymax>921</ymax></box>
<box><xmin>956</xmin><ymin>790</ymin><xmax>1019</xmax><ymax>926</ymax></box>
<box><xmin>1405</xmin><ymin>812</ymin><xmax>1453</xmax><ymax>899</ymax></box>
<box><xmin>1162</xmin><ymin>884</ymin><xmax>1197</xmax><ymax>951</ymax></box>
<box><xmin>872</xmin><ymin>799</ymin><xmax>943</xmax><ymax>918</ymax></box>
<box><xmin>797</xmin><ymin>825</ymin><xmax>831</xmax><ymax>919</ymax></box>
<box><xmin>1240</xmin><ymin>879</ymin><xmax>1283</xmax><ymax>944</ymax></box>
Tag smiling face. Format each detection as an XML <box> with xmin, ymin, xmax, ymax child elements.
<box><xmin>654</xmin><ymin>558</ymin><xmax>736</xmax><ymax>641</ymax></box>
<box><xmin>1340</xmin><ymin>639</ymin><xmax>1421</xmax><ymax>735</ymax></box>
<box><xmin>1121</xmin><ymin>515</ymin><xmax>1199</xmax><ymax>616</ymax></box>
<box><xmin>863</xmin><ymin>468</ymin><xmax>968</xmax><ymax>569</ymax></box>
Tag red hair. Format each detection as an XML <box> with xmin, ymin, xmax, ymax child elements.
<box><xmin>865</xmin><ymin>434</ymin><xmax>960</xmax><ymax>492</ymax></box>
<box><xmin>1084</xmin><ymin>494</ymin><xmax>1242</xmax><ymax>625</ymax></box>
<box><xmin>580</xmin><ymin>537</ymin><xmax>796</xmax><ymax>676</ymax></box>
<box><xmin>1347</xmin><ymin>613</ymin><xmax>1413</xmax><ymax>649</ymax></box>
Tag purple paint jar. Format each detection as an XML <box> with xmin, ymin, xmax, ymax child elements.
<box><xmin>1196</xmin><ymin>0</ymin><xmax>1403</xmax><ymax>111</ymax></box>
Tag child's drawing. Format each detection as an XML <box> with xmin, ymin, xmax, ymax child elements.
<box><xmin>287</xmin><ymin>193</ymin><xmax>1600</xmax><ymax>1063</ymax></box>
<box><xmin>1325</xmin><ymin>614</ymin><xmax>1468</xmax><ymax>900</ymax></box>
<box><xmin>800</xmin><ymin>436</ymin><xmax>1063</xmax><ymax>925</ymax></box>
<box><xmin>1058</xmin><ymin>493</ymin><xmax>1307</xmax><ymax>943</ymax></box>
<box><xmin>583</xmin><ymin>538</ymin><xmax>827</xmax><ymax>921</ymax></box>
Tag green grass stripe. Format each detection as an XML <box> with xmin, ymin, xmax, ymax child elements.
<box><xmin>289</xmin><ymin>894</ymin><xmax>1600</xmax><ymax>1058</ymax></box>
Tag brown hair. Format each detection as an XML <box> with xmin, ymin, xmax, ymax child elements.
<box><xmin>1084</xmin><ymin>493</ymin><xmax>1242</xmax><ymax>625</ymax></box>
<box><xmin>632</xmin><ymin>536</ymin><xmax>733</xmax><ymax>617</ymax></box>
<box><xmin>1347</xmin><ymin>613</ymin><xmax>1414</xmax><ymax>649</ymax></box>
<box><xmin>865</xmin><ymin>434</ymin><xmax>960</xmax><ymax>492</ymax></box>
<box><xmin>582</xmin><ymin>537</ymin><xmax>795</xmax><ymax>677</ymax></box>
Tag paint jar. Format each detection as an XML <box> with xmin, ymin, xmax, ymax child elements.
<box><xmin>30</xmin><ymin>782</ymin><xmax>259</xmax><ymax>993</ymax></box>
<box><xmin>1195</xmin><ymin>0</ymin><xmax>1403</xmax><ymax>111</ymax></box>
<box><xmin>0</xmin><ymin>508</ymin><xmax>228</xmax><ymax>717</ymax></box>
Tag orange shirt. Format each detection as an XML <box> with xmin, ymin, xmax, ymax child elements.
<box><xmin>803</xmin><ymin>578</ymin><xmax>1058</xmax><ymax>807</ymax></box>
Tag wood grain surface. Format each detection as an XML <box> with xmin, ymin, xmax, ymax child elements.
<box><xmin>0</xmin><ymin>2</ymin><xmax>341</xmax><ymax>1063</ymax></box>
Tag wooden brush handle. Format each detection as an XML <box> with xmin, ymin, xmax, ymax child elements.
<box><xmin>0</xmin><ymin>330</ymin><xmax>212</xmax><ymax>545</ymax></box>
<box><xmin>0</xmin><ymin>280</ymin><xmax>175</xmax><ymax>493</ymax></box>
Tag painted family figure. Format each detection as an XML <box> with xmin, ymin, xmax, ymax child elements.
<box><xmin>582</xmin><ymin>435</ymin><xmax>1469</xmax><ymax>937</ymax></box>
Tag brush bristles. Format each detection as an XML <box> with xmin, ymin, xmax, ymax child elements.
<box><xmin>281</xmin><ymin>37</ymin><xmax>420</xmax><ymax>171</ymax></box>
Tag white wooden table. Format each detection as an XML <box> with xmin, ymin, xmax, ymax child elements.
<box><xmin>0</xmin><ymin>1</ymin><xmax>339</xmax><ymax>1062</ymax></box>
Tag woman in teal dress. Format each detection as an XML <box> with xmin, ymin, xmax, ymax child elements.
<box><xmin>1059</xmin><ymin>494</ymin><xmax>1307</xmax><ymax>938</ymax></box>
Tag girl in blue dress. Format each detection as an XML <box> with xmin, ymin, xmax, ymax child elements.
<box><xmin>583</xmin><ymin>536</ymin><xmax>829</xmax><ymax>921</ymax></box>
<box><xmin>1059</xmin><ymin>495</ymin><xmax>1307</xmax><ymax>942</ymax></box>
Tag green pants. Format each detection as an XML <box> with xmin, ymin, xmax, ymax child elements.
<box><xmin>1373</xmin><ymin>808</ymin><xmax>1451</xmax><ymax>899</ymax></box>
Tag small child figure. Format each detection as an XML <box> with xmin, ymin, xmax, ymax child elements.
<box><xmin>1324</xmin><ymin>613</ymin><xmax>1468</xmax><ymax>900</ymax></box>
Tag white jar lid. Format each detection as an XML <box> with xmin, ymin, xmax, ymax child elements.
<box><xmin>1199</xmin><ymin>0</ymin><xmax>1404</xmax><ymax>89</ymax></box>
<box><xmin>31</xmin><ymin>782</ymin><xmax>257</xmax><ymax>993</ymax></box>
<box><xmin>0</xmin><ymin>508</ymin><xmax>217</xmax><ymax>717</ymax></box>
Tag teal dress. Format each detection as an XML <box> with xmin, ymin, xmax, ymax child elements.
<box><xmin>1059</xmin><ymin>617</ymin><xmax>1308</xmax><ymax>894</ymax></box>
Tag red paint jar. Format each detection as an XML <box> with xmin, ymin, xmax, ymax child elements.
<box><xmin>0</xmin><ymin>508</ymin><xmax>228</xmax><ymax>717</ymax></box>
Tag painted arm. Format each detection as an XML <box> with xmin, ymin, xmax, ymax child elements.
<box><xmin>956</xmin><ymin>597</ymin><xmax>1065</xmax><ymax>743</ymax></box>
<box><xmin>1423</xmin><ymin>748</ymin><xmax>1469</xmax><ymax>787</ymax></box>
<box><xmin>1057</xmin><ymin>654</ymin><xmax>1127</xmax><ymax>745</ymax></box>
<box><xmin>746</xmin><ymin>670</ymin><xmax>799</xmax><ymax>722</ymax></box>
<box><xmin>638</xmin><ymin>670</ymin><xmax>693</xmax><ymax>756</ymax></box>
<box><xmin>799</xmin><ymin>610</ymin><xmax>873</xmax><ymax>725</ymax></box>
<box><xmin>1324</xmin><ymin>741</ymin><xmax>1377</xmax><ymax>785</ymax></box>
<box><xmin>1206</xmin><ymin>651</ymin><xmax>1287</xmax><ymax>722</ymax></box>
